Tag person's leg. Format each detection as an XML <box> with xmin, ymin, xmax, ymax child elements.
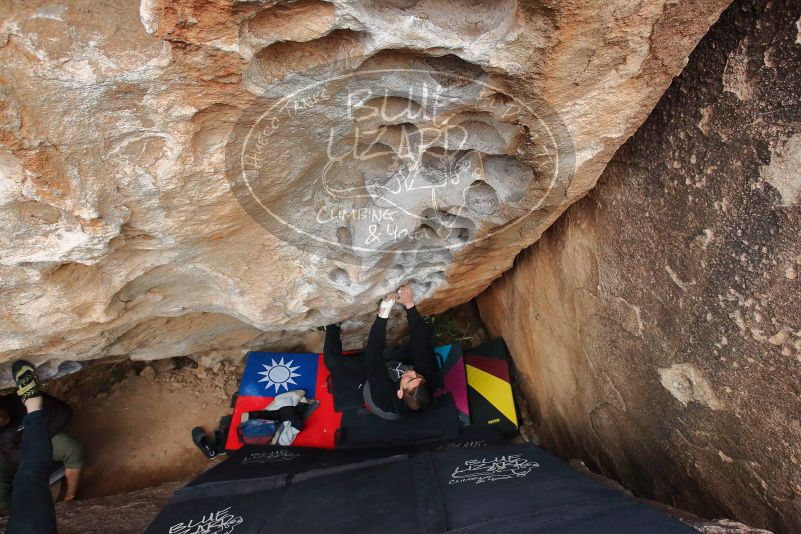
<box><xmin>405</xmin><ymin>305</ymin><xmax>442</xmax><ymax>390</ymax></box>
<box><xmin>7</xmin><ymin>408</ymin><xmax>56</xmax><ymax>533</ymax></box>
<box><xmin>323</xmin><ymin>323</ymin><xmax>350</xmax><ymax>393</ymax></box>
<box><xmin>0</xmin><ymin>462</ymin><xmax>17</xmax><ymax>512</ymax></box>
<box><xmin>50</xmin><ymin>432</ymin><xmax>85</xmax><ymax>501</ymax></box>
<box><xmin>322</xmin><ymin>323</ymin><xmax>344</xmax><ymax>372</ymax></box>
<box><xmin>322</xmin><ymin>323</ymin><xmax>370</xmax><ymax>411</ymax></box>
<box><xmin>6</xmin><ymin>360</ymin><xmax>57</xmax><ymax>534</ymax></box>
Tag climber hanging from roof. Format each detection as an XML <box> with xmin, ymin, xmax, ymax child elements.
<box><xmin>323</xmin><ymin>284</ymin><xmax>443</xmax><ymax>420</ymax></box>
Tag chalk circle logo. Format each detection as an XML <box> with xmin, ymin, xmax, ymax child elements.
<box><xmin>242</xmin><ymin>449</ymin><xmax>301</xmax><ymax>464</ymax></box>
<box><xmin>168</xmin><ymin>506</ymin><xmax>243</xmax><ymax>534</ymax></box>
<box><xmin>225</xmin><ymin>67</ymin><xmax>574</xmax><ymax>263</ymax></box>
<box><xmin>449</xmin><ymin>454</ymin><xmax>540</xmax><ymax>485</ymax></box>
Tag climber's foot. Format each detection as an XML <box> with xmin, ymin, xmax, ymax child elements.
<box><xmin>12</xmin><ymin>360</ymin><xmax>42</xmax><ymax>404</ymax></box>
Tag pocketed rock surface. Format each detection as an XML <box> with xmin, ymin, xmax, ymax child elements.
<box><xmin>0</xmin><ymin>0</ymin><xmax>728</xmax><ymax>372</ymax></box>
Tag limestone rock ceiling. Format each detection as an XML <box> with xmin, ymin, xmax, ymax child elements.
<box><xmin>0</xmin><ymin>0</ymin><xmax>730</xmax><ymax>371</ymax></box>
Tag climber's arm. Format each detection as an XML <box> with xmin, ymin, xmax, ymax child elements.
<box><xmin>397</xmin><ymin>285</ymin><xmax>441</xmax><ymax>389</ymax></box>
<box><xmin>363</xmin><ymin>298</ymin><xmax>397</xmax><ymax>411</ymax></box>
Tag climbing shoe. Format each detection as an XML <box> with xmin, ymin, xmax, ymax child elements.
<box><xmin>191</xmin><ymin>427</ymin><xmax>217</xmax><ymax>459</ymax></box>
<box><xmin>213</xmin><ymin>415</ymin><xmax>231</xmax><ymax>455</ymax></box>
<box><xmin>316</xmin><ymin>323</ymin><xmax>342</xmax><ymax>332</ymax></box>
<box><xmin>213</xmin><ymin>428</ymin><xmax>227</xmax><ymax>455</ymax></box>
<box><xmin>11</xmin><ymin>360</ymin><xmax>42</xmax><ymax>401</ymax></box>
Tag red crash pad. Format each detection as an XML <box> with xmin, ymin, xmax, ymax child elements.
<box><xmin>224</xmin><ymin>353</ymin><xmax>341</xmax><ymax>450</ymax></box>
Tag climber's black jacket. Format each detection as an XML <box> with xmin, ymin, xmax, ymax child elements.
<box><xmin>362</xmin><ymin>306</ymin><xmax>442</xmax><ymax>419</ymax></box>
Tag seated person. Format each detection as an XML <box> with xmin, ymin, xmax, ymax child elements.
<box><xmin>0</xmin><ymin>386</ymin><xmax>85</xmax><ymax>510</ymax></box>
<box><xmin>324</xmin><ymin>285</ymin><xmax>442</xmax><ymax>420</ymax></box>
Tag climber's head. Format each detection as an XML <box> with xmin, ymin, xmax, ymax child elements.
<box><xmin>396</xmin><ymin>369</ymin><xmax>432</xmax><ymax>411</ymax></box>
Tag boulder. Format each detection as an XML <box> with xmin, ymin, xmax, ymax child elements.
<box><xmin>0</xmin><ymin>0</ymin><xmax>728</xmax><ymax>372</ymax></box>
<box><xmin>478</xmin><ymin>0</ymin><xmax>801</xmax><ymax>530</ymax></box>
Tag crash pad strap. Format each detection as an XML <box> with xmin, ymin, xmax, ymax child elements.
<box><xmin>173</xmin><ymin>454</ymin><xmax>409</xmax><ymax>504</ymax></box>
<box><xmin>169</xmin><ymin>475</ymin><xmax>287</xmax><ymax>504</ymax></box>
<box><xmin>291</xmin><ymin>455</ymin><xmax>407</xmax><ymax>484</ymax></box>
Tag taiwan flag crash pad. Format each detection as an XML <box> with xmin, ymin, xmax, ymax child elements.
<box><xmin>224</xmin><ymin>352</ymin><xmax>341</xmax><ymax>450</ymax></box>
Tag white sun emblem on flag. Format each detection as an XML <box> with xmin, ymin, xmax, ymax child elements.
<box><xmin>257</xmin><ymin>357</ymin><xmax>301</xmax><ymax>392</ymax></box>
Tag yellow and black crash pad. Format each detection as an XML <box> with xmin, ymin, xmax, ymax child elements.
<box><xmin>464</xmin><ymin>339</ymin><xmax>518</xmax><ymax>435</ymax></box>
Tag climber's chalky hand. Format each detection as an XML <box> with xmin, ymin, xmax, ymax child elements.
<box><xmin>378</xmin><ymin>293</ymin><xmax>396</xmax><ymax>319</ymax></box>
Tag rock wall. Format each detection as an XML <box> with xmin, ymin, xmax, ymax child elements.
<box><xmin>478</xmin><ymin>0</ymin><xmax>801</xmax><ymax>531</ymax></box>
<box><xmin>0</xmin><ymin>0</ymin><xmax>728</xmax><ymax>371</ymax></box>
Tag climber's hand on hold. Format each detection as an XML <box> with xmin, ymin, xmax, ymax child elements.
<box><xmin>396</xmin><ymin>285</ymin><xmax>415</xmax><ymax>309</ymax></box>
<box><xmin>378</xmin><ymin>293</ymin><xmax>396</xmax><ymax>319</ymax></box>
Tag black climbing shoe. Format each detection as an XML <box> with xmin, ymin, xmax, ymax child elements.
<box><xmin>213</xmin><ymin>428</ymin><xmax>226</xmax><ymax>454</ymax></box>
<box><xmin>213</xmin><ymin>415</ymin><xmax>231</xmax><ymax>455</ymax></box>
<box><xmin>192</xmin><ymin>427</ymin><xmax>217</xmax><ymax>459</ymax></box>
<box><xmin>316</xmin><ymin>323</ymin><xmax>342</xmax><ymax>332</ymax></box>
<box><xmin>12</xmin><ymin>360</ymin><xmax>42</xmax><ymax>401</ymax></box>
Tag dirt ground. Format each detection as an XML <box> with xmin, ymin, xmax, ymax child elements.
<box><xmin>46</xmin><ymin>357</ymin><xmax>241</xmax><ymax>498</ymax></box>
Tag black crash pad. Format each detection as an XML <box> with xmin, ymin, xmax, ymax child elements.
<box><xmin>147</xmin><ymin>441</ymin><xmax>697</xmax><ymax>534</ymax></box>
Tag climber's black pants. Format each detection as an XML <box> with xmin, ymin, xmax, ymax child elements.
<box><xmin>323</xmin><ymin>325</ymin><xmax>367</xmax><ymax>411</ymax></box>
<box><xmin>7</xmin><ymin>409</ymin><xmax>57</xmax><ymax>534</ymax></box>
